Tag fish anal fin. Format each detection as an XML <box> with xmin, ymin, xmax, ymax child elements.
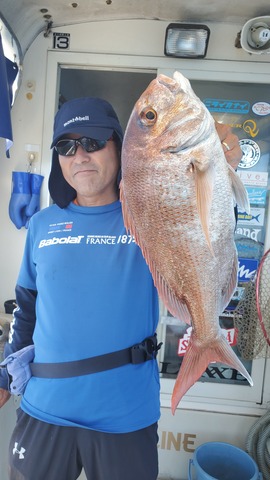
<box><xmin>171</xmin><ymin>333</ymin><xmax>253</xmax><ymax>414</ymax></box>
<box><xmin>194</xmin><ymin>164</ymin><xmax>214</xmax><ymax>255</ymax></box>
<box><xmin>220</xmin><ymin>249</ymin><xmax>238</xmax><ymax>313</ymax></box>
<box><xmin>143</xmin><ymin>251</ymin><xmax>192</xmax><ymax>325</ymax></box>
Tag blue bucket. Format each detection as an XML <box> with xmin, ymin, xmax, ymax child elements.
<box><xmin>189</xmin><ymin>442</ymin><xmax>262</xmax><ymax>480</ymax></box>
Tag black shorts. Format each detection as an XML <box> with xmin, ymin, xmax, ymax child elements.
<box><xmin>9</xmin><ymin>409</ymin><xmax>159</xmax><ymax>480</ymax></box>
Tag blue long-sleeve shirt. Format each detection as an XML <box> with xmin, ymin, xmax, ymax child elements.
<box><xmin>2</xmin><ymin>200</ymin><xmax>160</xmax><ymax>433</ymax></box>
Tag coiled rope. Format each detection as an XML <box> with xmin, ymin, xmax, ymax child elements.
<box><xmin>246</xmin><ymin>409</ymin><xmax>270</xmax><ymax>480</ymax></box>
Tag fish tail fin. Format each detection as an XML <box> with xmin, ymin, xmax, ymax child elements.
<box><xmin>171</xmin><ymin>334</ymin><xmax>253</xmax><ymax>414</ymax></box>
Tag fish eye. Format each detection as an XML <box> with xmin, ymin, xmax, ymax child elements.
<box><xmin>140</xmin><ymin>107</ymin><xmax>157</xmax><ymax>125</ymax></box>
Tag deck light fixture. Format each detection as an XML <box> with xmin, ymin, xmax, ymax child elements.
<box><xmin>164</xmin><ymin>23</ymin><xmax>210</xmax><ymax>59</ymax></box>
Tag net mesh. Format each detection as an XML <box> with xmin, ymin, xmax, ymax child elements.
<box><xmin>233</xmin><ymin>250</ymin><xmax>270</xmax><ymax>360</ymax></box>
<box><xmin>256</xmin><ymin>248</ymin><xmax>270</xmax><ymax>348</ymax></box>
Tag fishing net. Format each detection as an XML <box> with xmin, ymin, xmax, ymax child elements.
<box><xmin>233</xmin><ymin>249</ymin><xmax>270</xmax><ymax>360</ymax></box>
<box><xmin>256</xmin><ymin>248</ymin><xmax>270</xmax><ymax>348</ymax></box>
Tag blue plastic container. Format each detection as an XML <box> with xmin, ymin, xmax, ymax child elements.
<box><xmin>189</xmin><ymin>442</ymin><xmax>262</xmax><ymax>480</ymax></box>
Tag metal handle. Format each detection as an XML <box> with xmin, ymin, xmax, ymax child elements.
<box><xmin>188</xmin><ymin>459</ymin><xmax>194</xmax><ymax>480</ymax></box>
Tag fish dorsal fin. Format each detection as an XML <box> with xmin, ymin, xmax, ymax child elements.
<box><xmin>194</xmin><ymin>163</ymin><xmax>214</xmax><ymax>254</ymax></box>
<box><xmin>228</xmin><ymin>164</ymin><xmax>250</xmax><ymax>214</ymax></box>
<box><xmin>220</xmin><ymin>249</ymin><xmax>238</xmax><ymax>313</ymax></box>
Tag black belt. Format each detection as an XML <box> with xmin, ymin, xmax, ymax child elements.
<box><xmin>30</xmin><ymin>334</ymin><xmax>162</xmax><ymax>378</ymax></box>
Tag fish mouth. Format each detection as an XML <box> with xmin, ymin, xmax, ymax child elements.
<box><xmin>157</xmin><ymin>71</ymin><xmax>191</xmax><ymax>95</ymax></box>
<box><xmin>157</xmin><ymin>74</ymin><xmax>180</xmax><ymax>94</ymax></box>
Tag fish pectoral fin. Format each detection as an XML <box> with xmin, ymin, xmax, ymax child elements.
<box><xmin>194</xmin><ymin>163</ymin><xmax>214</xmax><ymax>254</ymax></box>
<box><xmin>171</xmin><ymin>333</ymin><xmax>253</xmax><ymax>414</ymax></box>
<box><xmin>228</xmin><ymin>164</ymin><xmax>250</xmax><ymax>214</ymax></box>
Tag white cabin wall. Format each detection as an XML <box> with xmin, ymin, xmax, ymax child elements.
<box><xmin>0</xmin><ymin>31</ymin><xmax>48</xmax><ymax>310</ymax></box>
<box><xmin>1</xmin><ymin>18</ymin><xmax>269</xmax><ymax>312</ymax></box>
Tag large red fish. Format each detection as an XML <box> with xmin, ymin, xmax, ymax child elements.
<box><xmin>120</xmin><ymin>71</ymin><xmax>253</xmax><ymax>413</ymax></box>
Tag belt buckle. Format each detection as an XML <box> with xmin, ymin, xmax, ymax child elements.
<box><xmin>130</xmin><ymin>335</ymin><xmax>162</xmax><ymax>364</ymax></box>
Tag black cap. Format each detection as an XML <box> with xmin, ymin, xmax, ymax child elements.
<box><xmin>49</xmin><ymin>97</ymin><xmax>123</xmax><ymax>208</ymax></box>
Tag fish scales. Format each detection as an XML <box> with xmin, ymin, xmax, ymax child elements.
<box><xmin>120</xmin><ymin>71</ymin><xmax>252</xmax><ymax>412</ymax></box>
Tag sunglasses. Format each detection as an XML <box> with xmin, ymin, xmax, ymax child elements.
<box><xmin>54</xmin><ymin>137</ymin><xmax>109</xmax><ymax>156</ymax></box>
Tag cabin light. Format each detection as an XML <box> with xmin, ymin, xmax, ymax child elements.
<box><xmin>164</xmin><ymin>23</ymin><xmax>210</xmax><ymax>59</ymax></box>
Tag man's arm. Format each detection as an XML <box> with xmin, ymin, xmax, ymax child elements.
<box><xmin>215</xmin><ymin>121</ymin><xmax>242</xmax><ymax>170</ymax></box>
<box><xmin>0</xmin><ymin>388</ymin><xmax>11</xmax><ymax>406</ymax></box>
<box><xmin>0</xmin><ymin>285</ymin><xmax>37</xmax><ymax>407</ymax></box>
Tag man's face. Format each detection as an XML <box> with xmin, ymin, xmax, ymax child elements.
<box><xmin>58</xmin><ymin>134</ymin><xmax>121</xmax><ymax>206</ymax></box>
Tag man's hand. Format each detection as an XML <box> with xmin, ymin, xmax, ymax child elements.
<box><xmin>215</xmin><ymin>122</ymin><xmax>242</xmax><ymax>170</ymax></box>
<box><xmin>0</xmin><ymin>388</ymin><xmax>11</xmax><ymax>408</ymax></box>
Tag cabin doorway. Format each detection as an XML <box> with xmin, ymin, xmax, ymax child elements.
<box><xmin>58</xmin><ymin>67</ymin><xmax>156</xmax><ymax>132</ymax></box>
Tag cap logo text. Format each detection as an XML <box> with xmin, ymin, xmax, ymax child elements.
<box><xmin>63</xmin><ymin>116</ymin><xmax>89</xmax><ymax>127</ymax></box>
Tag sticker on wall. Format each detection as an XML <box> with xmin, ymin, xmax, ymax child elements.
<box><xmin>242</xmin><ymin>119</ymin><xmax>259</xmax><ymax>138</ymax></box>
<box><xmin>235</xmin><ymin>225</ymin><xmax>263</xmax><ymax>243</ymax></box>
<box><xmin>237</xmin><ymin>170</ymin><xmax>268</xmax><ymax>187</ymax></box>
<box><xmin>246</xmin><ymin>187</ymin><xmax>267</xmax><ymax>206</ymax></box>
<box><xmin>235</xmin><ymin>235</ymin><xmax>264</xmax><ymax>259</ymax></box>
<box><xmin>238</xmin><ymin>258</ymin><xmax>259</xmax><ymax>283</ymax></box>
<box><xmin>178</xmin><ymin>326</ymin><xmax>237</xmax><ymax>356</ymax></box>
<box><xmin>252</xmin><ymin>102</ymin><xmax>270</xmax><ymax>116</ymax></box>
<box><xmin>231</xmin><ymin>286</ymin><xmax>245</xmax><ymax>303</ymax></box>
<box><xmin>238</xmin><ymin>139</ymin><xmax>261</xmax><ymax>169</ymax></box>
<box><xmin>237</xmin><ymin>207</ymin><xmax>265</xmax><ymax>226</ymax></box>
<box><xmin>203</xmin><ymin>98</ymin><xmax>250</xmax><ymax>114</ymax></box>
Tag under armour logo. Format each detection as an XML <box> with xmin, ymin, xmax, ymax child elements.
<box><xmin>13</xmin><ymin>442</ymin><xmax>26</xmax><ymax>459</ymax></box>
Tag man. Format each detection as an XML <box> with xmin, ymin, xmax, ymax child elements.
<box><xmin>0</xmin><ymin>97</ymin><xmax>242</xmax><ymax>480</ymax></box>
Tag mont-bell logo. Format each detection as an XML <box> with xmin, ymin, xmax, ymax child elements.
<box><xmin>63</xmin><ymin>115</ymin><xmax>89</xmax><ymax>127</ymax></box>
